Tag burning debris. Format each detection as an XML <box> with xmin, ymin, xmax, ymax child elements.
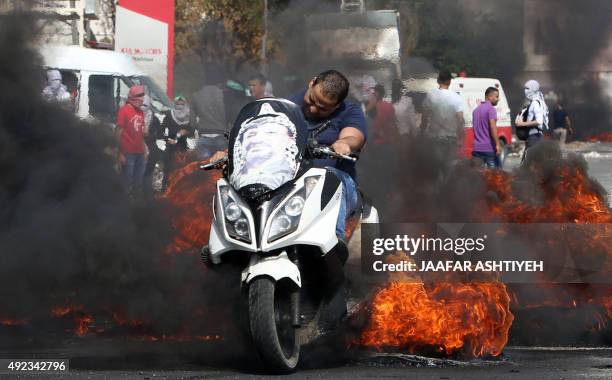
<box><xmin>355</xmin><ymin>140</ymin><xmax>611</xmax><ymax>357</ymax></box>
<box><xmin>357</xmin><ymin>352</ymin><xmax>509</xmax><ymax>368</ymax></box>
<box><xmin>482</xmin><ymin>144</ymin><xmax>611</xmax><ymax>334</ymax></box>
<box><xmin>162</xmin><ymin>160</ymin><xmax>220</xmax><ymax>254</ymax></box>
<box><xmin>585</xmin><ymin>132</ymin><xmax>612</xmax><ymax>143</ymax></box>
<box><xmin>360</xmin><ymin>282</ymin><xmax>513</xmax><ymax>358</ymax></box>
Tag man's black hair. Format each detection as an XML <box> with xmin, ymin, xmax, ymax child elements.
<box><xmin>374</xmin><ymin>84</ymin><xmax>386</xmax><ymax>100</ymax></box>
<box><xmin>485</xmin><ymin>87</ymin><xmax>499</xmax><ymax>97</ymax></box>
<box><xmin>313</xmin><ymin>69</ymin><xmax>349</xmax><ymax>104</ymax></box>
<box><xmin>249</xmin><ymin>73</ymin><xmax>267</xmax><ymax>85</ymax></box>
<box><xmin>437</xmin><ymin>70</ymin><xmax>452</xmax><ymax>84</ymax></box>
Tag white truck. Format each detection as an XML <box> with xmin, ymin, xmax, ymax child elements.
<box><xmin>404</xmin><ymin>76</ymin><xmax>514</xmax><ymax>163</ymax></box>
<box><xmin>40</xmin><ymin>45</ymin><xmax>173</xmax><ymax>124</ymax></box>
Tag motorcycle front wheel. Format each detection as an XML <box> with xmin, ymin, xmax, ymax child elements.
<box><xmin>248</xmin><ymin>277</ymin><xmax>299</xmax><ymax>373</ymax></box>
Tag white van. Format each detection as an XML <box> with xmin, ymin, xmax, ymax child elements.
<box><xmin>40</xmin><ymin>45</ymin><xmax>173</xmax><ymax>124</ymax></box>
<box><xmin>404</xmin><ymin>76</ymin><xmax>513</xmax><ymax>163</ymax></box>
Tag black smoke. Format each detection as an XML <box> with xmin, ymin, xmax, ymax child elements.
<box><xmin>0</xmin><ymin>14</ymin><xmax>240</xmax><ymax>349</ymax></box>
<box><xmin>543</xmin><ymin>0</ymin><xmax>612</xmax><ymax>139</ymax></box>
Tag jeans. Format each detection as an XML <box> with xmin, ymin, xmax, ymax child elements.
<box><xmin>472</xmin><ymin>151</ymin><xmax>499</xmax><ymax>168</ymax></box>
<box><xmin>553</xmin><ymin>128</ymin><xmax>567</xmax><ymax>146</ymax></box>
<box><xmin>521</xmin><ymin>133</ymin><xmax>543</xmax><ymax>164</ymax></box>
<box><xmin>122</xmin><ymin>153</ymin><xmax>146</xmax><ymax>195</ymax></box>
<box><xmin>326</xmin><ymin>167</ymin><xmax>358</xmax><ymax>239</ymax></box>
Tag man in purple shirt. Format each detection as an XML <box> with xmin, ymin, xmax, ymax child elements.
<box><xmin>471</xmin><ymin>87</ymin><xmax>501</xmax><ymax>168</ymax></box>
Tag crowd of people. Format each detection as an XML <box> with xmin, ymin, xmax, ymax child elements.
<box><xmin>41</xmin><ymin>66</ymin><xmax>572</xmax><ymax>199</ymax></box>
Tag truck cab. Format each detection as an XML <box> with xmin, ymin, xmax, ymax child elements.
<box><xmin>40</xmin><ymin>45</ymin><xmax>173</xmax><ymax>125</ymax></box>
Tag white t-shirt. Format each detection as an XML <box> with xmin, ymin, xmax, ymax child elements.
<box><xmin>527</xmin><ymin>99</ymin><xmax>547</xmax><ymax>135</ymax></box>
<box><xmin>393</xmin><ymin>96</ymin><xmax>417</xmax><ymax>135</ymax></box>
<box><xmin>422</xmin><ymin>88</ymin><xmax>464</xmax><ymax>138</ymax></box>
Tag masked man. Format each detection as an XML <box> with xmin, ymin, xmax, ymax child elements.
<box><xmin>42</xmin><ymin>69</ymin><xmax>71</xmax><ymax>106</ymax></box>
<box><xmin>116</xmin><ymin>85</ymin><xmax>147</xmax><ymax>196</ymax></box>
<box><xmin>516</xmin><ymin>79</ymin><xmax>549</xmax><ymax>163</ymax></box>
<box><xmin>160</xmin><ymin>95</ymin><xmax>194</xmax><ymax>189</ymax></box>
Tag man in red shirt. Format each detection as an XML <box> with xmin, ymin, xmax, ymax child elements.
<box><xmin>367</xmin><ymin>84</ymin><xmax>399</xmax><ymax>145</ymax></box>
<box><xmin>116</xmin><ymin>85</ymin><xmax>147</xmax><ymax>196</ymax></box>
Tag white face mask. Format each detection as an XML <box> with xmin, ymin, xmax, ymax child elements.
<box><xmin>49</xmin><ymin>79</ymin><xmax>61</xmax><ymax>91</ymax></box>
<box><xmin>524</xmin><ymin>80</ymin><xmax>540</xmax><ymax>100</ymax></box>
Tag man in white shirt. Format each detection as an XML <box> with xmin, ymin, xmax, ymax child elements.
<box><xmin>421</xmin><ymin>70</ymin><xmax>465</xmax><ymax>143</ymax></box>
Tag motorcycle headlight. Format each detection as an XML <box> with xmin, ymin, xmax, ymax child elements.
<box><xmin>268</xmin><ymin>175</ymin><xmax>320</xmax><ymax>243</ymax></box>
<box><xmin>225</xmin><ymin>202</ymin><xmax>242</xmax><ymax>222</ymax></box>
<box><xmin>269</xmin><ymin>212</ymin><xmax>298</xmax><ymax>242</ymax></box>
<box><xmin>234</xmin><ymin>218</ymin><xmax>250</xmax><ymax>237</ymax></box>
<box><xmin>218</xmin><ymin>185</ymin><xmax>251</xmax><ymax>243</ymax></box>
<box><xmin>304</xmin><ymin>175</ymin><xmax>321</xmax><ymax>198</ymax></box>
<box><xmin>284</xmin><ymin>195</ymin><xmax>305</xmax><ymax>217</ymax></box>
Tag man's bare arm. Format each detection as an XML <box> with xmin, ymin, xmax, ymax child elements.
<box><xmin>456</xmin><ymin>111</ymin><xmax>465</xmax><ymax>142</ymax></box>
<box><xmin>331</xmin><ymin>126</ymin><xmax>365</xmax><ymax>155</ymax></box>
<box><xmin>489</xmin><ymin>118</ymin><xmax>501</xmax><ymax>155</ymax></box>
<box><xmin>516</xmin><ymin>119</ymin><xmax>540</xmax><ymax>128</ymax></box>
<box><xmin>208</xmin><ymin>149</ymin><xmax>229</xmax><ymax>164</ymax></box>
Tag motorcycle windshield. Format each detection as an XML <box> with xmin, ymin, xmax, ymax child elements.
<box><xmin>228</xmin><ymin>100</ymin><xmax>307</xmax><ymax>192</ymax></box>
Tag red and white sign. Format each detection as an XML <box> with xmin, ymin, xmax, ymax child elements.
<box><xmin>115</xmin><ymin>0</ymin><xmax>175</xmax><ymax>97</ymax></box>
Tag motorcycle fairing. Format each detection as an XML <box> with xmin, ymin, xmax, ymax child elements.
<box><xmin>241</xmin><ymin>251</ymin><xmax>301</xmax><ymax>287</ymax></box>
<box><xmin>261</xmin><ymin>168</ymin><xmax>341</xmax><ymax>254</ymax></box>
<box><xmin>208</xmin><ymin>167</ymin><xmax>343</xmax><ymax>262</ymax></box>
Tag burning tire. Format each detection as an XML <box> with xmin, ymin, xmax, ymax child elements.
<box><xmin>248</xmin><ymin>277</ymin><xmax>299</xmax><ymax>373</ymax></box>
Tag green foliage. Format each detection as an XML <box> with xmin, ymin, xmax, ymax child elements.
<box><xmin>175</xmin><ymin>0</ymin><xmax>271</xmax><ymax>64</ymax></box>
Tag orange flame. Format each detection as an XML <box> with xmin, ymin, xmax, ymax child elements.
<box><xmin>361</xmin><ymin>159</ymin><xmax>611</xmax><ymax>356</ymax></box>
<box><xmin>482</xmin><ymin>163</ymin><xmax>612</xmax><ymax>329</ymax></box>
<box><xmin>111</xmin><ymin>311</ymin><xmax>146</xmax><ymax>328</ymax></box>
<box><xmin>361</xmin><ymin>282</ymin><xmax>513</xmax><ymax>357</ymax></box>
<box><xmin>0</xmin><ymin>318</ymin><xmax>27</xmax><ymax>326</ymax></box>
<box><xmin>162</xmin><ymin>161</ymin><xmax>220</xmax><ymax>254</ymax></box>
<box><xmin>74</xmin><ymin>314</ymin><xmax>95</xmax><ymax>336</ymax></box>
<box><xmin>51</xmin><ymin>305</ymin><xmax>82</xmax><ymax>317</ymax></box>
<box><xmin>482</xmin><ymin>167</ymin><xmax>612</xmax><ymax>224</ymax></box>
<box><xmin>585</xmin><ymin>132</ymin><xmax>612</xmax><ymax>142</ymax></box>
<box><xmin>51</xmin><ymin>305</ymin><xmax>95</xmax><ymax>336</ymax></box>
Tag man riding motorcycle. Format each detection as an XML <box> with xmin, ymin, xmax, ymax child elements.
<box><xmin>208</xmin><ymin>69</ymin><xmax>367</xmax><ymax>240</ymax></box>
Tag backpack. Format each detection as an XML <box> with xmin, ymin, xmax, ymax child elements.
<box><xmin>516</xmin><ymin>99</ymin><xmax>548</xmax><ymax>141</ymax></box>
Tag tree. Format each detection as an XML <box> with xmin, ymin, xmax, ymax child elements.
<box><xmin>175</xmin><ymin>0</ymin><xmax>269</xmax><ymax>66</ymax></box>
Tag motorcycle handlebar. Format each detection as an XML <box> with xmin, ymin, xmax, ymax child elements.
<box><xmin>313</xmin><ymin>146</ymin><xmax>359</xmax><ymax>162</ymax></box>
<box><xmin>199</xmin><ymin>143</ymin><xmax>359</xmax><ymax>172</ymax></box>
<box><xmin>199</xmin><ymin>156</ymin><xmax>228</xmax><ymax>171</ymax></box>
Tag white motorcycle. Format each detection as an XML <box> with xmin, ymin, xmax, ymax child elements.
<box><xmin>200</xmin><ymin>99</ymin><xmax>378</xmax><ymax>373</ymax></box>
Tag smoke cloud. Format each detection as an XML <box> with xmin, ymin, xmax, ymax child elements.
<box><xmin>0</xmin><ymin>14</ymin><xmax>241</xmax><ymax>351</ymax></box>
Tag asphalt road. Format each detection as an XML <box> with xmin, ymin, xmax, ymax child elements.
<box><xmin>1</xmin><ymin>343</ymin><xmax>610</xmax><ymax>379</ymax></box>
